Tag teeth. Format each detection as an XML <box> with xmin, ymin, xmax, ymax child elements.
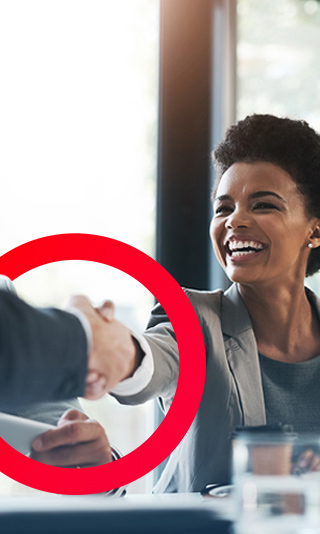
<box><xmin>228</xmin><ymin>240</ymin><xmax>264</xmax><ymax>252</ymax></box>
<box><xmin>232</xmin><ymin>250</ymin><xmax>257</xmax><ymax>257</ymax></box>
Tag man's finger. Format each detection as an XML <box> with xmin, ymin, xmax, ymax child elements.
<box><xmin>31</xmin><ymin>440</ymin><xmax>112</xmax><ymax>467</ymax></box>
<box><xmin>32</xmin><ymin>420</ymin><xmax>102</xmax><ymax>451</ymax></box>
<box><xmin>57</xmin><ymin>409</ymin><xmax>88</xmax><ymax>427</ymax></box>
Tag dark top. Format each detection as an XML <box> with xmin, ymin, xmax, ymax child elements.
<box><xmin>258</xmin><ymin>352</ymin><xmax>320</xmax><ymax>434</ymax></box>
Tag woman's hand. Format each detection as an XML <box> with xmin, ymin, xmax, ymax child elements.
<box><xmin>292</xmin><ymin>449</ymin><xmax>320</xmax><ymax>474</ymax></box>
<box><xmin>30</xmin><ymin>409</ymin><xmax>112</xmax><ymax>467</ymax></box>
<box><xmin>84</xmin><ymin>300</ymin><xmax>144</xmax><ymax>399</ymax></box>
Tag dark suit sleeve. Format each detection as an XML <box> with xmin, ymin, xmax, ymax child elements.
<box><xmin>14</xmin><ymin>398</ymin><xmax>85</xmax><ymax>425</ymax></box>
<box><xmin>0</xmin><ymin>290</ymin><xmax>88</xmax><ymax>411</ymax></box>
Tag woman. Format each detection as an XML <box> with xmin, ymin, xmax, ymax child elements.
<box><xmin>110</xmin><ymin>114</ymin><xmax>320</xmax><ymax>492</ymax></box>
<box><xmin>19</xmin><ymin>114</ymin><xmax>320</xmax><ymax>492</ymax></box>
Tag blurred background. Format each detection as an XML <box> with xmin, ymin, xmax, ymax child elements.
<box><xmin>0</xmin><ymin>0</ymin><xmax>159</xmax><ymax>494</ymax></box>
<box><xmin>1</xmin><ymin>0</ymin><xmax>320</xmax><ymax>493</ymax></box>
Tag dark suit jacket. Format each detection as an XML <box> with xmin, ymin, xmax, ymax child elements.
<box><xmin>0</xmin><ymin>289</ymin><xmax>87</xmax><ymax>410</ymax></box>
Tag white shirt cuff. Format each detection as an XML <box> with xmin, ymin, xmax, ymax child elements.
<box><xmin>111</xmin><ymin>332</ymin><xmax>154</xmax><ymax>396</ymax></box>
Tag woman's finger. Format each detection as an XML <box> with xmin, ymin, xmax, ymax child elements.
<box><xmin>309</xmin><ymin>453</ymin><xmax>320</xmax><ymax>472</ymax></box>
<box><xmin>85</xmin><ymin>375</ymin><xmax>108</xmax><ymax>400</ymax></box>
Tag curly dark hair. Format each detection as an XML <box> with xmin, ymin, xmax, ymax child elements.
<box><xmin>212</xmin><ymin>114</ymin><xmax>320</xmax><ymax>276</ymax></box>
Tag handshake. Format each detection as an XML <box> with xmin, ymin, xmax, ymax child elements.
<box><xmin>65</xmin><ymin>296</ymin><xmax>141</xmax><ymax>400</ymax></box>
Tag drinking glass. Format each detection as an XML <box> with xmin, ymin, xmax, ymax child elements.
<box><xmin>232</xmin><ymin>427</ymin><xmax>320</xmax><ymax>534</ymax></box>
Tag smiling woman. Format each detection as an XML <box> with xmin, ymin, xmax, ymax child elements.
<box><xmin>213</xmin><ymin>115</ymin><xmax>320</xmax><ymax>275</ymax></box>
<box><xmin>106</xmin><ymin>114</ymin><xmax>320</xmax><ymax>491</ymax></box>
<box><xmin>210</xmin><ymin>115</ymin><xmax>320</xmax><ymax>366</ymax></box>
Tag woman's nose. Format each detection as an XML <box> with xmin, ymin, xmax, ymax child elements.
<box><xmin>225</xmin><ymin>209</ymin><xmax>251</xmax><ymax>229</ymax></box>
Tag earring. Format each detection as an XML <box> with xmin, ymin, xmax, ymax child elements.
<box><xmin>308</xmin><ymin>243</ymin><xmax>313</xmax><ymax>249</ymax></box>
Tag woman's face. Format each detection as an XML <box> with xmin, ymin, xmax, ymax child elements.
<box><xmin>210</xmin><ymin>161</ymin><xmax>319</xmax><ymax>287</ymax></box>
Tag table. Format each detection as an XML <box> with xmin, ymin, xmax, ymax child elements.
<box><xmin>0</xmin><ymin>493</ymin><xmax>233</xmax><ymax>534</ymax></box>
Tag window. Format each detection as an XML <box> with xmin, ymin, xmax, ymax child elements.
<box><xmin>0</xmin><ymin>0</ymin><xmax>159</xmax><ymax>494</ymax></box>
<box><xmin>238</xmin><ymin>0</ymin><xmax>320</xmax><ymax>129</ymax></box>
<box><xmin>237</xmin><ymin>0</ymin><xmax>320</xmax><ymax>293</ymax></box>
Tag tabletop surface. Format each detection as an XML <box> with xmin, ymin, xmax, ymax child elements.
<box><xmin>0</xmin><ymin>493</ymin><xmax>233</xmax><ymax>534</ymax></box>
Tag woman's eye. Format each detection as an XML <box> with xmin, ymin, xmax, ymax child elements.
<box><xmin>253</xmin><ymin>202</ymin><xmax>278</xmax><ymax>210</ymax></box>
<box><xmin>214</xmin><ymin>205</ymin><xmax>232</xmax><ymax>215</ymax></box>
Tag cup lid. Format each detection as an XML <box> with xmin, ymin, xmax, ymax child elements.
<box><xmin>231</xmin><ymin>423</ymin><xmax>296</xmax><ymax>443</ymax></box>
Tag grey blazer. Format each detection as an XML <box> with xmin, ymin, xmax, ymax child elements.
<box><xmin>116</xmin><ymin>283</ymin><xmax>320</xmax><ymax>492</ymax></box>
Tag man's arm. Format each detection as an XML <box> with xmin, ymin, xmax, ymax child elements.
<box><xmin>0</xmin><ymin>291</ymin><xmax>139</xmax><ymax>410</ymax></box>
<box><xmin>14</xmin><ymin>398</ymin><xmax>85</xmax><ymax>426</ymax></box>
<box><xmin>0</xmin><ymin>290</ymin><xmax>88</xmax><ymax>410</ymax></box>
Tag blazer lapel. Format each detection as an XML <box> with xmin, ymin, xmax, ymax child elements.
<box><xmin>221</xmin><ymin>283</ymin><xmax>266</xmax><ymax>426</ymax></box>
<box><xmin>305</xmin><ymin>286</ymin><xmax>320</xmax><ymax>320</ymax></box>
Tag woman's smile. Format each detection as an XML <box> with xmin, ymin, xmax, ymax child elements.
<box><xmin>225</xmin><ymin>235</ymin><xmax>267</xmax><ymax>262</ymax></box>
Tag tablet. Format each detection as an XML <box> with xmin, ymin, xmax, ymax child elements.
<box><xmin>0</xmin><ymin>412</ymin><xmax>55</xmax><ymax>455</ymax></box>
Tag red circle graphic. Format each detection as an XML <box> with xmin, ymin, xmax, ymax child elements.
<box><xmin>0</xmin><ymin>234</ymin><xmax>206</xmax><ymax>494</ymax></box>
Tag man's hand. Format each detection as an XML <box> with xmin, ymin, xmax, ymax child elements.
<box><xmin>65</xmin><ymin>296</ymin><xmax>140</xmax><ymax>400</ymax></box>
<box><xmin>31</xmin><ymin>409</ymin><xmax>112</xmax><ymax>467</ymax></box>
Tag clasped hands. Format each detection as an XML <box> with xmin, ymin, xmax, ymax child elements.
<box><xmin>65</xmin><ymin>295</ymin><xmax>140</xmax><ymax>401</ymax></box>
